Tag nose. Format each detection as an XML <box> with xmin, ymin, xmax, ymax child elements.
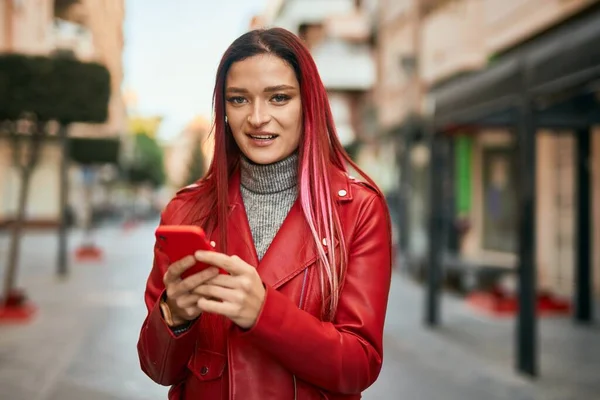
<box><xmin>247</xmin><ymin>102</ymin><xmax>270</xmax><ymax>127</ymax></box>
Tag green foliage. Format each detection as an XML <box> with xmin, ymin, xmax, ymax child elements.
<box><xmin>185</xmin><ymin>136</ymin><xmax>205</xmax><ymax>186</ymax></box>
<box><xmin>122</xmin><ymin>132</ymin><xmax>166</xmax><ymax>188</ymax></box>
<box><xmin>0</xmin><ymin>53</ymin><xmax>110</xmax><ymax>123</ymax></box>
<box><xmin>69</xmin><ymin>137</ymin><xmax>121</xmax><ymax>165</ymax></box>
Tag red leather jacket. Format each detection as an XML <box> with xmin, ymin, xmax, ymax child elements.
<box><xmin>137</xmin><ymin>168</ymin><xmax>392</xmax><ymax>399</ymax></box>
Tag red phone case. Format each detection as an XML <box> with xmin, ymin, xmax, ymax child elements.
<box><xmin>155</xmin><ymin>225</ymin><xmax>225</xmax><ymax>279</ymax></box>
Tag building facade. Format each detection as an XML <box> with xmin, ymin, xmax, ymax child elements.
<box><xmin>404</xmin><ymin>0</ymin><xmax>600</xmax><ymax>299</ymax></box>
<box><xmin>252</xmin><ymin>0</ymin><xmax>378</xmax><ymax>149</ymax></box>
<box><xmin>0</xmin><ymin>0</ymin><xmax>126</xmax><ymax>228</ymax></box>
<box><xmin>249</xmin><ymin>0</ymin><xmax>600</xmax><ymax>300</ymax></box>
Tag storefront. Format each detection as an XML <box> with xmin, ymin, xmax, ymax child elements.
<box><xmin>424</xmin><ymin>5</ymin><xmax>600</xmax><ymax>377</ymax></box>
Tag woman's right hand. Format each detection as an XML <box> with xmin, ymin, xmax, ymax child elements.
<box><xmin>162</xmin><ymin>255</ymin><xmax>220</xmax><ymax>326</ymax></box>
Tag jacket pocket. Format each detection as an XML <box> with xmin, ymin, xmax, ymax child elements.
<box><xmin>187</xmin><ymin>349</ymin><xmax>227</xmax><ymax>381</ymax></box>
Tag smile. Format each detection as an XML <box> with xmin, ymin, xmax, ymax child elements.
<box><xmin>247</xmin><ymin>134</ymin><xmax>278</xmax><ymax>140</ymax></box>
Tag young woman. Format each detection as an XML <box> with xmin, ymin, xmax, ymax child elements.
<box><xmin>138</xmin><ymin>27</ymin><xmax>392</xmax><ymax>400</ymax></box>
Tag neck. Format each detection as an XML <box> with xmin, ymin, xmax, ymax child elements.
<box><xmin>240</xmin><ymin>153</ymin><xmax>298</xmax><ymax>194</ymax></box>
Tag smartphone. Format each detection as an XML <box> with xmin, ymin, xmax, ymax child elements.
<box><xmin>155</xmin><ymin>225</ymin><xmax>226</xmax><ymax>279</ymax></box>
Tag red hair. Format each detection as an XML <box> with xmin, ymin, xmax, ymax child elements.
<box><xmin>182</xmin><ymin>28</ymin><xmax>381</xmax><ymax>320</ymax></box>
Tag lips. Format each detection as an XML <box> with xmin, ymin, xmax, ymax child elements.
<box><xmin>247</xmin><ymin>132</ymin><xmax>279</xmax><ymax>140</ymax></box>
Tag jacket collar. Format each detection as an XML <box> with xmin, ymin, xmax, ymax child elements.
<box><xmin>215</xmin><ymin>167</ymin><xmax>351</xmax><ymax>289</ymax></box>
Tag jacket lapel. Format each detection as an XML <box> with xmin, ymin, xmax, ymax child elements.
<box><xmin>226</xmin><ymin>202</ymin><xmax>260</xmax><ymax>268</ymax></box>
<box><xmin>202</xmin><ymin>170</ymin><xmax>259</xmax><ymax>268</ymax></box>
<box><xmin>257</xmin><ymin>168</ymin><xmax>351</xmax><ymax>290</ymax></box>
<box><xmin>216</xmin><ymin>167</ymin><xmax>351</xmax><ymax>290</ymax></box>
<box><xmin>257</xmin><ymin>202</ymin><xmax>320</xmax><ymax>289</ymax></box>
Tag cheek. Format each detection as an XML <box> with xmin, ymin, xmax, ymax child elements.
<box><xmin>286</xmin><ymin>104</ymin><xmax>302</xmax><ymax>142</ymax></box>
<box><xmin>226</xmin><ymin>110</ymin><xmax>245</xmax><ymax>136</ymax></box>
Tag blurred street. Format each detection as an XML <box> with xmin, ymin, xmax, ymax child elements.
<box><xmin>2</xmin><ymin>0</ymin><xmax>600</xmax><ymax>399</ymax></box>
<box><xmin>0</xmin><ymin>223</ymin><xmax>598</xmax><ymax>400</ymax></box>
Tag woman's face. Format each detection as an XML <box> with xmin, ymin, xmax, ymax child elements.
<box><xmin>225</xmin><ymin>54</ymin><xmax>302</xmax><ymax>165</ymax></box>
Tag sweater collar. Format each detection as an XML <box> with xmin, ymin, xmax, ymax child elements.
<box><xmin>240</xmin><ymin>152</ymin><xmax>298</xmax><ymax>194</ymax></box>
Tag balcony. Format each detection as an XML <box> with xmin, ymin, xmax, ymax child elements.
<box><xmin>272</xmin><ymin>0</ymin><xmax>355</xmax><ymax>33</ymax></box>
<box><xmin>311</xmin><ymin>39</ymin><xmax>375</xmax><ymax>90</ymax></box>
<box><xmin>50</xmin><ymin>18</ymin><xmax>94</xmax><ymax>61</ymax></box>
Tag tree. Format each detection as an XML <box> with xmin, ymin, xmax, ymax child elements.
<box><xmin>1</xmin><ymin>116</ymin><xmax>47</xmax><ymax>309</ymax></box>
<box><xmin>185</xmin><ymin>135</ymin><xmax>205</xmax><ymax>186</ymax></box>
<box><xmin>123</xmin><ymin>131</ymin><xmax>166</xmax><ymax>188</ymax></box>
<box><xmin>0</xmin><ymin>54</ymin><xmax>110</xmax><ymax>315</ymax></box>
<box><xmin>0</xmin><ymin>54</ymin><xmax>110</xmax><ymax>123</ymax></box>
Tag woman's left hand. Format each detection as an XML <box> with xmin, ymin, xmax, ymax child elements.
<box><xmin>192</xmin><ymin>251</ymin><xmax>266</xmax><ymax>329</ymax></box>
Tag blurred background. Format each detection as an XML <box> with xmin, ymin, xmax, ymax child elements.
<box><xmin>1</xmin><ymin>0</ymin><xmax>599</xmax><ymax>399</ymax></box>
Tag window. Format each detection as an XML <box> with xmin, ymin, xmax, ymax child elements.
<box><xmin>482</xmin><ymin>147</ymin><xmax>517</xmax><ymax>253</ymax></box>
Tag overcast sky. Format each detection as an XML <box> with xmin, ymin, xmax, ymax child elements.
<box><xmin>123</xmin><ymin>0</ymin><xmax>268</xmax><ymax>140</ymax></box>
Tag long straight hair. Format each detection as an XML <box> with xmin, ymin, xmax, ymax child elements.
<box><xmin>183</xmin><ymin>28</ymin><xmax>381</xmax><ymax>320</ymax></box>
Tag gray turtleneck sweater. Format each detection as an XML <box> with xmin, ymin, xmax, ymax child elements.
<box><xmin>240</xmin><ymin>153</ymin><xmax>298</xmax><ymax>260</ymax></box>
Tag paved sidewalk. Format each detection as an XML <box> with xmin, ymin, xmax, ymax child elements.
<box><xmin>0</xmin><ymin>223</ymin><xmax>168</xmax><ymax>400</ymax></box>
<box><xmin>0</xmin><ymin>222</ymin><xmax>598</xmax><ymax>399</ymax></box>
<box><xmin>365</xmin><ymin>273</ymin><xmax>600</xmax><ymax>400</ymax></box>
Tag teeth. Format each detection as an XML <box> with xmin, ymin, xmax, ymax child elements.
<box><xmin>250</xmin><ymin>135</ymin><xmax>275</xmax><ymax>139</ymax></box>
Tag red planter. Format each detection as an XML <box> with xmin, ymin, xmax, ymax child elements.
<box><xmin>467</xmin><ymin>289</ymin><xmax>572</xmax><ymax>317</ymax></box>
<box><xmin>75</xmin><ymin>244</ymin><xmax>103</xmax><ymax>262</ymax></box>
<box><xmin>0</xmin><ymin>289</ymin><xmax>37</xmax><ymax>324</ymax></box>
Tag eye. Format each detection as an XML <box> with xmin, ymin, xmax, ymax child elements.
<box><xmin>227</xmin><ymin>96</ymin><xmax>247</xmax><ymax>105</ymax></box>
<box><xmin>271</xmin><ymin>94</ymin><xmax>290</xmax><ymax>103</ymax></box>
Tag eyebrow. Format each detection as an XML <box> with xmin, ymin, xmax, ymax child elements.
<box><xmin>225</xmin><ymin>85</ymin><xmax>297</xmax><ymax>93</ymax></box>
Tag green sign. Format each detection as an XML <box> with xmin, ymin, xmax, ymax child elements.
<box><xmin>455</xmin><ymin>135</ymin><xmax>472</xmax><ymax>215</ymax></box>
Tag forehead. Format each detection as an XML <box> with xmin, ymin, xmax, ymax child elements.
<box><xmin>226</xmin><ymin>54</ymin><xmax>298</xmax><ymax>89</ymax></box>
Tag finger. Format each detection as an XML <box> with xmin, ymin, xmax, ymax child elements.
<box><xmin>167</xmin><ymin>281</ymin><xmax>191</xmax><ymax>298</ymax></box>
<box><xmin>194</xmin><ymin>252</ymin><xmax>247</xmax><ymax>275</ymax></box>
<box><xmin>197</xmin><ymin>296</ymin><xmax>237</xmax><ymax>317</ymax></box>
<box><xmin>169</xmin><ymin>267</ymin><xmax>219</xmax><ymax>297</ymax></box>
<box><xmin>163</xmin><ymin>255</ymin><xmax>196</xmax><ymax>284</ymax></box>
<box><xmin>203</xmin><ymin>273</ymin><xmax>238</xmax><ymax>289</ymax></box>
<box><xmin>180</xmin><ymin>306</ymin><xmax>202</xmax><ymax>320</ymax></box>
<box><xmin>173</xmin><ymin>293</ymin><xmax>201</xmax><ymax>309</ymax></box>
<box><xmin>182</xmin><ymin>266</ymin><xmax>220</xmax><ymax>288</ymax></box>
<box><xmin>193</xmin><ymin>284</ymin><xmax>238</xmax><ymax>303</ymax></box>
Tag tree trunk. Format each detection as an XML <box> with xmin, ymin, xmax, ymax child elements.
<box><xmin>2</xmin><ymin>119</ymin><xmax>46</xmax><ymax>304</ymax></box>
<box><xmin>2</xmin><ymin>165</ymin><xmax>33</xmax><ymax>304</ymax></box>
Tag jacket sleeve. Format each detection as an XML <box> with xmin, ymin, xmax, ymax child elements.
<box><xmin>137</xmin><ymin>212</ymin><xmax>198</xmax><ymax>386</ymax></box>
<box><xmin>240</xmin><ymin>193</ymin><xmax>392</xmax><ymax>394</ymax></box>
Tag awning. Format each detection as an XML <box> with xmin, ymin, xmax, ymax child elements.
<box><xmin>429</xmin><ymin>5</ymin><xmax>600</xmax><ymax>130</ymax></box>
<box><xmin>431</xmin><ymin>59</ymin><xmax>520</xmax><ymax>127</ymax></box>
<box><xmin>527</xmin><ymin>5</ymin><xmax>600</xmax><ymax>95</ymax></box>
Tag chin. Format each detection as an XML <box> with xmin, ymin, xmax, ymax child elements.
<box><xmin>243</xmin><ymin>149</ymin><xmax>291</xmax><ymax>165</ymax></box>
